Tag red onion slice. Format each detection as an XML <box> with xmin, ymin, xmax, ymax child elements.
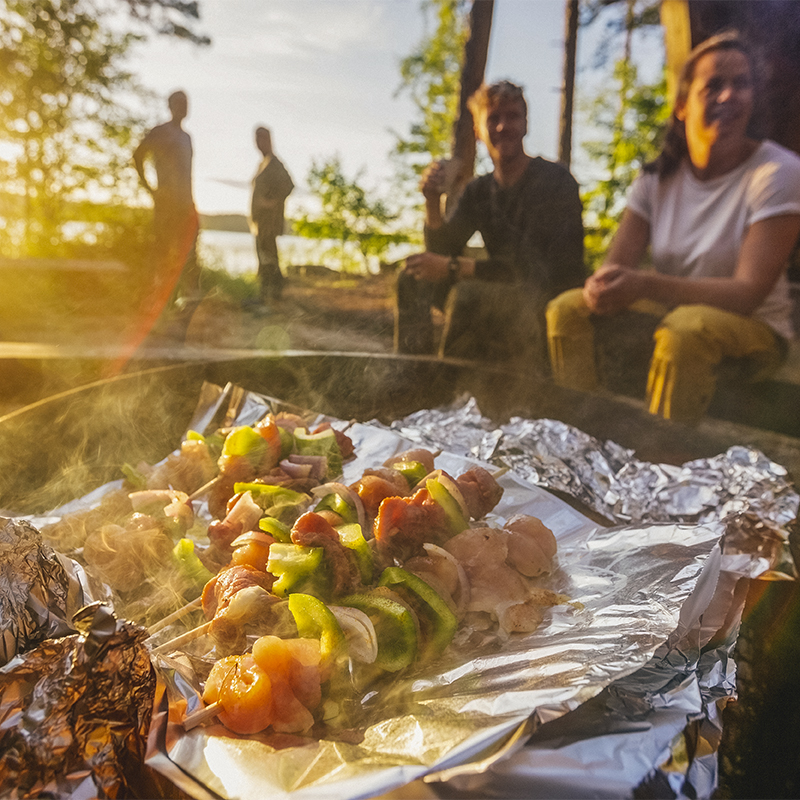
<box><xmin>286</xmin><ymin>454</ymin><xmax>328</xmax><ymax>482</ymax></box>
<box><xmin>329</xmin><ymin>606</ymin><xmax>378</xmax><ymax>664</ymax></box>
<box><xmin>279</xmin><ymin>459</ymin><xmax>313</xmax><ymax>479</ymax></box>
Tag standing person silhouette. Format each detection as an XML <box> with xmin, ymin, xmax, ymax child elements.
<box><xmin>249</xmin><ymin>126</ymin><xmax>294</xmax><ymax>310</ymax></box>
<box><xmin>133</xmin><ymin>89</ymin><xmax>200</xmax><ymax>304</ymax></box>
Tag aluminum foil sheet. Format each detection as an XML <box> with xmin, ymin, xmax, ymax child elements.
<box><xmin>144</xmin><ymin>394</ymin><xmax>764</xmax><ymax>800</ymax></box>
<box><xmin>383</xmin><ymin>396</ymin><xmax>800</xmax><ymax>529</ymax></box>
<box><xmin>0</xmin><ymin>602</ymin><xmax>157</xmax><ymax>799</ymax></box>
<box><xmin>0</xmin><ymin>516</ymin><xmax>91</xmax><ymax>666</ymax></box>
<box><xmin>15</xmin><ymin>383</ymin><xmax>794</xmax><ymax>799</ymax></box>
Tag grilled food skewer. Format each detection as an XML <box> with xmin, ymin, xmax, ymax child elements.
<box><xmin>151</xmin><ymin>621</ymin><xmax>212</xmax><ymax>655</ymax></box>
<box><xmin>147</xmin><ymin>597</ymin><xmax>203</xmax><ymax>636</ymax></box>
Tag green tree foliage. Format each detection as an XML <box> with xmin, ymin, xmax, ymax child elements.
<box><xmin>295</xmin><ymin>156</ymin><xmax>410</xmax><ymax>274</ymax></box>
<box><xmin>577</xmin><ymin>0</ymin><xmax>667</xmax><ymax>269</ymax></box>
<box><xmin>0</xmin><ymin>0</ymin><xmax>207</xmax><ymax>261</ymax></box>
<box><xmin>120</xmin><ymin>0</ymin><xmax>210</xmax><ymax>45</ymax></box>
<box><xmin>391</xmin><ymin>0</ymin><xmax>468</xmax><ymax>189</ymax></box>
<box><xmin>581</xmin><ymin>61</ymin><xmax>668</xmax><ymax>268</ymax></box>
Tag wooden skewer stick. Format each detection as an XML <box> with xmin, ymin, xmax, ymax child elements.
<box><xmin>151</xmin><ymin>621</ymin><xmax>212</xmax><ymax>655</ymax></box>
<box><xmin>492</xmin><ymin>467</ymin><xmax>510</xmax><ymax>480</ymax></box>
<box><xmin>188</xmin><ymin>477</ymin><xmax>219</xmax><ymax>502</ymax></box>
<box><xmin>147</xmin><ymin>597</ymin><xmax>203</xmax><ymax>637</ymax></box>
<box><xmin>183</xmin><ymin>701</ymin><xmax>222</xmax><ymax>731</ymax></box>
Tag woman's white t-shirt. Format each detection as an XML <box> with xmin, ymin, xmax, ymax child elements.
<box><xmin>626</xmin><ymin>140</ymin><xmax>800</xmax><ymax>340</ymax></box>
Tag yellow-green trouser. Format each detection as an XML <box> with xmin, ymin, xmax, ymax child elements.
<box><xmin>546</xmin><ymin>288</ymin><xmax>786</xmax><ymax>423</ymax></box>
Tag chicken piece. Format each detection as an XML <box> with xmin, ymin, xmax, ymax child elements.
<box><xmin>203</xmin><ymin>654</ymin><xmax>274</xmax><ymax>735</ymax></box>
<box><xmin>145</xmin><ymin>438</ymin><xmax>216</xmax><ymax>494</ymax></box>
<box><xmin>403</xmin><ymin>553</ymin><xmax>460</xmax><ymax>603</ymax></box>
<box><xmin>290</xmin><ymin>512</ymin><xmax>360</xmax><ymax>598</ymax></box>
<box><xmin>252</xmin><ymin>635</ymin><xmax>320</xmax><ymax>733</ymax></box>
<box><xmin>208</xmin><ymin>584</ymin><xmax>281</xmax><ymax>652</ymax></box>
<box><xmin>209</xmin><ymin>455</ymin><xmax>256</xmax><ymax>519</ymax></box>
<box><xmin>444</xmin><ymin>528</ymin><xmax>529</xmax><ymax>615</ymax></box>
<box><xmin>201</xmin><ymin>564</ymin><xmax>275</xmax><ymax>619</ymax></box>
<box><xmin>373</xmin><ymin>488</ymin><xmax>451</xmax><ymax>563</ymax></box>
<box><xmin>230</xmin><ymin>531</ymin><xmax>277</xmax><ymax>573</ymax></box>
<box><xmin>455</xmin><ymin>467</ymin><xmax>503</xmax><ymax>520</ymax></box>
<box><xmin>498</xmin><ymin>600</ymin><xmax>545</xmax><ymax>634</ymax></box>
<box><xmin>202</xmin><ymin>636</ymin><xmax>323</xmax><ymax>736</ymax></box>
<box><xmin>40</xmin><ymin>489</ymin><xmax>132</xmax><ymax>552</ymax></box>
<box><xmin>502</xmin><ymin>515</ymin><xmax>557</xmax><ymax>577</ymax></box>
<box><xmin>350</xmin><ymin>469</ymin><xmax>411</xmax><ymax>521</ymax></box>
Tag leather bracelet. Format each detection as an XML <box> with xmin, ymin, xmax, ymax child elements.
<box><xmin>448</xmin><ymin>256</ymin><xmax>459</xmax><ymax>281</ymax></box>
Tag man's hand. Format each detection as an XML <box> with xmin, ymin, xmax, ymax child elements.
<box><xmin>420</xmin><ymin>161</ymin><xmax>446</xmax><ymax>201</ymax></box>
<box><xmin>583</xmin><ymin>265</ymin><xmax>643</xmax><ymax>315</ymax></box>
<box><xmin>404</xmin><ymin>252</ymin><xmax>450</xmax><ymax>283</ymax></box>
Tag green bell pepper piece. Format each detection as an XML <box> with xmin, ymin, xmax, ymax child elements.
<box><xmin>234</xmin><ymin>482</ymin><xmax>309</xmax><ymax>520</ymax></box>
<box><xmin>314</xmin><ymin>492</ymin><xmax>358</xmax><ymax>524</ymax></box>
<box><xmin>267</xmin><ymin>542</ymin><xmax>330</xmax><ymax>598</ymax></box>
<box><xmin>258</xmin><ymin>516</ymin><xmax>292</xmax><ymax>543</ymax></box>
<box><xmin>222</xmin><ymin>425</ymin><xmax>267</xmax><ymax>466</ymax></box>
<box><xmin>336</xmin><ymin>523</ymin><xmax>373</xmax><ymax>584</ymax></box>
<box><xmin>277</xmin><ymin>426</ymin><xmax>294</xmax><ymax>459</ymax></box>
<box><xmin>293</xmin><ymin>428</ymin><xmax>342</xmax><ymax>478</ymax></box>
<box><xmin>172</xmin><ymin>538</ymin><xmax>214</xmax><ymax>590</ymax></box>
<box><xmin>339</xmin><ymin>591</ymin><xmax>417</xmax><ymax>672</ymax></box>
<box><xmin>288</xmin><ymin>592</ymin><xmax>346</xmax><ymax>665</ymax></box>
<box><xmin>390</xmin><ymin>460</ymin><xmax>429</xmax><ymax>488</ymax></box>
<box><xmin>121</xmin><ymin>462</ymin><xmax>148</xmax><ymax>491</ymax></box>
<box><xmin>378</xmin><ymin>567</ymin><xmax>457</xmax><ymax>662</ymax></box>
<box><xmin>426</xmin><ymin>477</ymin><xmax>469</xmax><ymax>535</ymax></box>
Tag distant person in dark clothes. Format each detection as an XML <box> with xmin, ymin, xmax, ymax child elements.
<box><xmin>395</xmin><ymin>80</ymin><xmax>585</xmax><ymax>367</ymax></box>
<box><xmin>250</xmin><ymin>126</ymin><xmax>294</xmax><ymax>307</ymax></box>
<box><xmin>133</xmin><ymin>90</ymin><xmax>200</xmax><ymax>300</ymax></box>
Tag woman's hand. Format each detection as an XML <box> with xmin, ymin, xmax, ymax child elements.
<box><xmin>583</xmin><ymin>266</ymin><xmax>645</xmax><ymax>315</ymax></box>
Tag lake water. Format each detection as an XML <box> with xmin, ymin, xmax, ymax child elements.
<box><xmin>198</xmin><ymin>229</ymin><xmax>414</xmax><ymax>276</ymax></box>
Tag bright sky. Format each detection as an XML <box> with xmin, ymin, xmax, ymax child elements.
<box><xmin>129</xmin><ymin>0</ymin><xmax>641</xmax><ymax>217</ymax></box>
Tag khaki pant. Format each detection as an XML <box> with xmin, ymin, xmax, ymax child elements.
<box><xmin>546</xmin><ymin>288</ymin><xmax>786</xmax><ymax>423</ymax></box>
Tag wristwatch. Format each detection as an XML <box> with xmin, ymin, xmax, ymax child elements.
<box><xmin>448</xmin><ymin>256</ymin><xmax>459</xmax><ymax>281</ymax></box>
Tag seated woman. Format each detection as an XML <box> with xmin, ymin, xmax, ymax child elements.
<box><xmin>546</xmin><ymin>31</ymin><xmax>800</xmax><ymax>423</ymax></box>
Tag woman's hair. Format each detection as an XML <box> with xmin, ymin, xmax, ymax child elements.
<box><xmin>644</xmin><ymin>30</ymin><xmax>757</xmax><ymax>178</ymax></box>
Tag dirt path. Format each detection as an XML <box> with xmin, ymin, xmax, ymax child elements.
<box><xmin>146</xmin><ymin>272</ymin><xmax>397</xmax><ymax>354</ymax></box>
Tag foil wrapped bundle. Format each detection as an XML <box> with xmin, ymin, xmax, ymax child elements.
<box><xmin>0</xmin><ymin>516</ymin><xmax>90</xmax><ymax>666</ymax></box>
<box><xmin>385</xmin><ymin>397</ymin><xmax>799</xmax><ymax>528</ymax></box>
<box><xmin>0</xmin><ymin>602</ymin><xmax>157</xmax><ymax>799</ymax></box>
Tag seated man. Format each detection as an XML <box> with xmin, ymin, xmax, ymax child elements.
<box><xmin>395</xmin><ymin>80</ymin><xmax>586</xmax><ymax>368</ymax></box>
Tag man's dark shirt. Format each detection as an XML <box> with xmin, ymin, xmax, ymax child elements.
<box><xmin>425</xmin><ymin>156</ymin><xmax>586</xmax><ymax>297</ymax></box>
